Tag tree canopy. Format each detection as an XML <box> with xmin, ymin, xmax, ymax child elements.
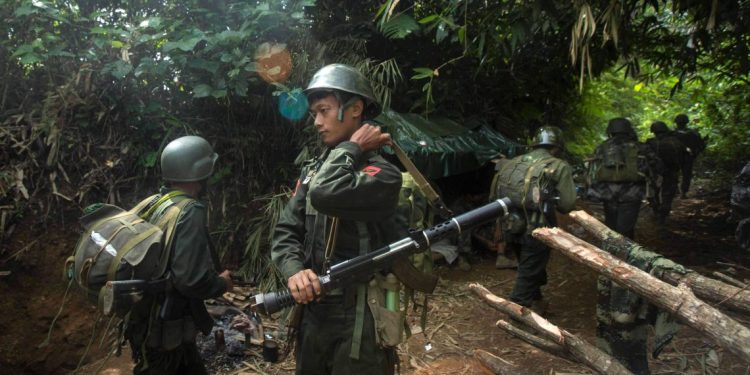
<box><xmin>1</xmin><ymin>0</ymin><xmax>748</xmax><ymax>282</ymax></box>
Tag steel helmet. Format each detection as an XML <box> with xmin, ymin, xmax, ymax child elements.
<box><xmin>160</xmin><ymin>136</ymin><xmax>218</xmax><ymax>182</ymax></box>
<box><xmin>531</xmin><ymin>126</ymin><xmax>564</xmax><ymax>148</ymax></box>
<box><xmin>304</xmin><ymin>64</ymin><xmax>379</xmax><ymax>119</ymax></box>
<box><xmin>674</xmin><ymin>113</ymin><xmax>689</xmax><ymax>127</ymax></box>
<box><xmin>606</xmin><ymin>118</ymin><xmax>634</xmax><ymax>136</ymax></box>
<box><xmin>650</xmin><ymin>121</ymin><xmax>669</xmax><ymax>134</ymax></box>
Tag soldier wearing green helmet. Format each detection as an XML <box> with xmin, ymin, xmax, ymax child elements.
<box><xmin>126</xmin><ymin>135</ymin><xmax>233</xmax><ymax>375</ymax></box>
<box><xmin>272</xmin><ymin>64</ymin><xmax>402</xmax><ymax>374</ymax></box>
<box><xmin>490</xmin><ymin>125</ymin><xmax>576</xmax><ymax>312</ymax></box>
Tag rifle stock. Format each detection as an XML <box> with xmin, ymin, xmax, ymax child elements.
<box><xmin>252</xmin><ymin>197</ymin><xmax>512</xmax><ymax>315</ymax></box>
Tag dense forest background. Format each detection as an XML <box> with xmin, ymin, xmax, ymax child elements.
<box><xmin>1</xmin><ymin>0</ymin><xmax>749</xmax><ymax>287</ymax></box>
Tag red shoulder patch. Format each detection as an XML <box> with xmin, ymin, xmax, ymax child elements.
<box><xmin>361</xmin><ymin>165</ymin><xmax>382</xmax><ymax>176</ymax></box>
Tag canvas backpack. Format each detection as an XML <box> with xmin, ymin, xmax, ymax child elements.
<box><xmin>651</xmin><ymin>135</ymin><xmax>685</xmax><ymax>169</ymax></box>
<box><xmin>590</xmin><ymin>140</ymin><xmax>644</xmax><ymax>183</ymax></box>
<box><xmin>492</xmin><ymin>153</ymin><xmax>558</xmax><ymax>211</ymax></box>
<box><xmin>63</xmin><ymin>191</ymin><xmax>193</xmax><ymax>317</ymax></box>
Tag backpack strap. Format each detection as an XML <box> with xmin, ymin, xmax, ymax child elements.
<box><xmin>521</xmin><ymin>156</ymin><xmax>557</xmax><ymax>210</ymax></box>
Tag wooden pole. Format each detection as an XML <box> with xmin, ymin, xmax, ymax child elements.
<box><xmin>473</xmin><ymin>349</ymin><xmax>524</xmax><ymax>375</ymax></box>
<box><xmin>567</xmin><ymin>210</ymin><xmax>750</xmax><ymax>315</ymax></box>
<box><xmin>469</xmin><ymin>283</ymin><xmax>633</xmax><ymax>375</ymax></box>
<box><xmin>532</xmin><ymin>227</ymin><xmax>750</xmax><ymax>363</ymax></box>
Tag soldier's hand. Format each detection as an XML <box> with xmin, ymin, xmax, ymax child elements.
<box><xmin>350</xmin><ymin>123</ymin><xmax>392</xmax><ymax>153</ymax></box>
<box><xmin>220</xmin><ymin>269</ymin><xmax>234</xmax><ymax>292</ymax></box>
<box><xmin>287</xmin><ymin>269</ymin><xmax>322</xmax><ymax>304</ymax></box>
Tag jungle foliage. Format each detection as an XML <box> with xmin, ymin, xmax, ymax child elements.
<box><xmin>1</xmin><ymin>0</ymin><xmax>748</xmax><ymax>286</ymax></box>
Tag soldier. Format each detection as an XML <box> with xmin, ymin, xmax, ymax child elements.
<box><xmin>673</xmin><ymin>114</ymin><xmax>706</xmax><ymax>198</ymax></box>
<box><xmin>126</xmin><ymin>135</ymin><xmax>234</xmax><ymax>375</ymax></box>
<box><xmin>587</xmin><ymin>118</ymin><xmax>662</xmax><ymax>239</ymax></box>
<box><xmin>271</xmin><ymin>64</ymin><xmax>402</xmax><ymax>374</ymax></box>
<box><xmin>491</xmin><ymin>126</ymin><xmax>576</xmax><ymax>311</ymax></box>
<box><xmin>646</xmin><ymin>121</ymin><xmax>687</xmax><ymax>224</ymax></box>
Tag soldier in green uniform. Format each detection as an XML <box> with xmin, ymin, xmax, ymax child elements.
<box><xmin>673</xmin><ymin>114</ymin><xmax>706</xmax><ymax>198</ymax></box>
<box><xmin>271</xmin><ymin>64</ymin><xmax>402</xmax><ymax>375</ymax></box>
<box><xmin>492</xmin><ymin>126</ymin><xmax>576</xmax><ymax>311</ymax></box>
<box><xmin>587</xmin><ymin>118</ymin><xmax>661</xmax><ymax>239</ymax></box>
<box><xmin>646</xmin><ymin>121</ymin><xmax>687</xmax><ymax>224</ymax></box>
<box><xmin>126</xmin><ymin>135</ymin><xmax>234</xmax><ymax>375</ymax></box>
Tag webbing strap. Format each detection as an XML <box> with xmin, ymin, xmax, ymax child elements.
<box><xmin>520</xmin><ymin>156</ymin><xmax>556</xmax><ymax>220</ymax></box>
<box><xmin>155</xmin><ymin>198</ymin><xmax>194</xmax><ymax>277</ymax></box>
<box><xmin>350</xmin><ymin>221</ymin><xmax>370</xmax><ymax>360</ymax></box>
<box><xmin>106</xmin><ymin>225</ymin><xmax>162</xmax><ymax>281</ymax></box>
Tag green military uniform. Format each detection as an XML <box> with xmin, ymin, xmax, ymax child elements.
<box><xmin>498</xmin><ymin>147</ymin><xmax>576</xmax><ymax>307</ymax></box>
<box><xmin>272</xmin><ymin>141</ymin><xmax>402</xmax><ymax>375</ymax></box>
<box><xmin>674</xmin><ymin>127</ymin><xmax>705</xmax><ymax>196</ymax></box>
<box><xmin>588</xmin><ymin>135</ymin><xmax>661</xmax><ymax>239</ymax></box>
<box><xmin>646</xmin><ymin>128</ymin><xmax>686</xmax><ymax>223</ymax></box>
<box><xmin>126</xmin><ymin>187</ymin><xmax>228</xmax><ymax>375</ymax></box>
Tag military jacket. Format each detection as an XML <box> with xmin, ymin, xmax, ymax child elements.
<box><xmin>675</xmin><ymin>127</ymin><xmax>705</xmax><ymax>157</ymax></box>
<box><xmin>646</xmin><ymin>132</ymin><xmax>687</xmax><ymax>170</ymax></box>
<box><xmin>272</xmin><ymin>141</ymin><xmax>402</xmax><ymax>281</ymax></box>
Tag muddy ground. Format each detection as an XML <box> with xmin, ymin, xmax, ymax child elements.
<box><xmin>1</xmin><ymin>177</ymin><xmax>749</xmax><ymax>374</ymax></box>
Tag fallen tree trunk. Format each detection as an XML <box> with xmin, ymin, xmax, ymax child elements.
<box><xmin>473</xmin><ymin>349</ymin><xmax>524</xmax><ymax>375</ymax></box>
<box><xmin>469</xmin><ymin>283</ymin><xmax>632</xmax><ymax>375</ymax></box>
<box><xmin>494</xmin><ymin>319</ymin><xmax>573</xmax><ymax>361</ymax></box>
<box><xmin>533</xmin><ymin>227</ymin><xmax>750</xmax><ymax>363</ymax></box>
<box><xmin>568</xmin><ymin>210</ymin><xmax>750</xmax><ymax>316</ymax></box>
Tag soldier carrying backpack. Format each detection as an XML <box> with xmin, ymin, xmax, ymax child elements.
<box><xmin>646</xmin><ymin>121</ymin><xmax>688</xmax><ymax>224</ymax></box>
<box><xmin>587</xmin><ymin>117</ymin><xmax>662</xmax><ymax>238</ymax></box>
<box><xmin>67</xmin><ymin>135</ymin><xmax>234</xmax><ymax>374</ymax></box>
<box><xmin>490</xmin><ymin>126</ymin><xmax>576</xmax><ymax>312</ymax></box>
<box><xmin>673</xmin><ymin>114</ymin><xmax>707</xmax><ymax>198</ymax></box>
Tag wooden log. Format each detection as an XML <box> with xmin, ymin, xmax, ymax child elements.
<box><xmin>568</xmin><ymin>210</ymin><xmax>750</xmax><ymax>315</ymax></box>
<box><xmin>532</xmin><ymin>227</ymin><xmax>750</xmax><ymax>363</ymax></box>
<box><xmin>469</xmin><ymin>283</ymin><xmax>633</xmax><ymax>375</ymax></box>
<box><xmin>473</xmin><ymin>349</ymin><xmax>525</xmax><ymax>375</ymax></box>
<box><xmin>494</xmin><ymin>319</ymin><xmax>573</xmax><ymax>361</ymax></box>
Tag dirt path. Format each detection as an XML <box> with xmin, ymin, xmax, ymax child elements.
<box><xmin>2</xmin><ymin>179</ymin><xmax>749</xmax><ymax>374</ymax></box>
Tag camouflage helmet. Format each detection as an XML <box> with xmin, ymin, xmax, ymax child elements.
<box><xmin>160</xmin><ymin>136</ymin><xmax>218</xmax><ymax>182</ymax></box>
<box><xmin>674</xmin><ymin>113</ymin><xmax>689</xmax><ymax>127</ymax></box>
<box><xmin>531</xmin><ymin>126</ymin><xmax>564</xmax><ymax>148</ymax></box>
<box><xmin>606</xmin><ymin>117</ymin><xmax>634</xmax><ymax>136</ymax></box>
<box><xmin>650</xmin><ymin>121</ymin><xmax>669</xmax><ymax>134</ymax></box>
<box><xmin>304</xmin><ymin>64</ymin><xmax>379</xmax><ymax>119</ymax></box>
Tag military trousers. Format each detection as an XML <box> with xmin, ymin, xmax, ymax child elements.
<box><xmin>508</xmin><ymin>233</ymin><xmax>550</xmax><ymax>307</ymax></box>
<box><xmin>681</xmin><ymin>157</ymin><xmax>695</xmax><ymax>196</ymax></box>
<box><xmin>659</xmin><ymin>171</ymin><xmax>679</xmax><ymax>218</ymax></box>
<box><xmin>603</xmin><ymin>200</ymin><xmax>641</xmax><ymax>239</ymax></box>
<box><xmin>296</xmin><ymin>295</ymin><xmax>394</xmax><ymax>375</ymax></box>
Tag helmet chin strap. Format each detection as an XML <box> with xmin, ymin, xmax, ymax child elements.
<box><xmin>336</xmin><ymin>93</ymin><xmax>361</xmax><ymax>122</ymax></box>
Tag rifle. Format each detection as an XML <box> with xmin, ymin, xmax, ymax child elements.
<box><xmin>251</xmin><ymin>197</ymin><xmax>512</xmax><ymax>316</ymax></box>
<box><xmin>99</xmin><ymin>277</ymin><xmax>171</xmax><ymax>316</ymax></box>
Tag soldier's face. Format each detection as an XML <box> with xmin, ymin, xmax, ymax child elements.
<box><xmin>308</xmin><ymin>94</ymin><xmax>362</xmax><ymax>147</ymax></box>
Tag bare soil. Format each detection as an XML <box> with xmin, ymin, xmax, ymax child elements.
<box><xmin>2</xmin><ymin>178</ymin><xmax>749</xmax><ymax>374</ymax></box>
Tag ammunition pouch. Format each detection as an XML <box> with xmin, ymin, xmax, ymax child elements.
<box><xmin>502</xmin><ymin>211</ymin><xmax>527</xmax><ymax>235</ymax></box>
<box><xmin>367</xmin><ymin>274</ymin><xmax>404</xmax><ymax>348</ymax></box>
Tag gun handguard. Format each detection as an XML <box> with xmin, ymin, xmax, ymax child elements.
<box><xmin>252</xmin><ymin>197</ymin><xmax>512</xmax><ymax>315</ymax></box>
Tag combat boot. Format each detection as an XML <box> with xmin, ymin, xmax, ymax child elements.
<box><xmin>495</xmin><ymin>254</ymin><xmax>518</xmax><ymax>269</ymax></box>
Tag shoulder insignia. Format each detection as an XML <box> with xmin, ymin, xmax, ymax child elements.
<box><xmin>362</xmin><ymin>165</ymin><xmax>382</xmax><ymax>176</ymax></box>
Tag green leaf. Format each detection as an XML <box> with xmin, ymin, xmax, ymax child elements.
<box><xmin>634</xmin><ymin>82</ymin><xmax>644</xmax><ymax>92</ymax></box>
<box><xmin>111</xmin><ymin>40</ymin><xmax>124</xmax><ymax>48</ymax></box>
<box><xmin>19</xmin><ymin>53</ymin><xmax>44</xmax><ymax>65</ymax></box>
<box><xmin>140</xmin><ymin>151</ymin><xmax>158</xmax><ymax>167</ymax></box>
<box><xmin>418</xmin><ymin>14</ymin><xmax>439</xmax><ymax>24</ymax></box>
<box><xmin>211</xmin><ymin>89</ymin><xmax>227</xmax><ymax>98</ymax></box>
<box><xmin>164</xmin><ymin>36</ymin><xmax>203</xmax><ymax>52</ymax></box>
<box><xmin>103</xmin><ymin>60</ymin><xmax>132</xmax><ymax>79</ymax></box>
<box><xmin>138</xmin><ymin>17</ymin><xmax>162</xmax><ymax>29</ymax></box>
<box><xmin>458</xmin><ymin>26</ymin><xmax>466</xmax><ymax>44</ymax></box>
<box><xmin>193</xmin><ymin>84</ymin><xmax>213</xmax><ymax>98</ymax></box>
<box><xmin>411</xmin><ymin>67</ymin><xmax>434</xmax><ymax>80</ymax></box>
<box><xmin>436</xmin><ymin>22</ymin><xmax>448</xmax><ymax>43</ymax></box>
<box><xmin>14</xmin><ymin>5</ymin><xmax>37</xmax><ymax>16</ymax></box>
<box><xmin>380</xmin><ymin>14</ymin><xmax>419</xmax><ymax>39</ymax></box>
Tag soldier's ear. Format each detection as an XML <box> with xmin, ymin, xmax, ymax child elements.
<box><xmin>349</xmin><ymin>98</ymin><xmax>364</xmax><ymax>118</ymax></box>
